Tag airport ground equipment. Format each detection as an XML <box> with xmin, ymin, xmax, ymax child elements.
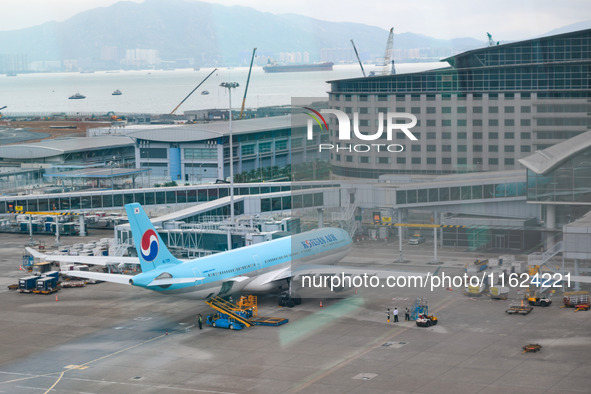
<box><xmin>33</xmin><ymin>276</ymin><xmax>59</xmax><ymax>294</ymax></box>
<box><xmin>490</xmin><ymin>286</ymin><xmax>509</xmax><ymax>300</ymax></box>
<box><xmin>22</xmin><ymin>255</ymin><xmax>34</xmax><ymax>271</ymax></box>
<box><xmin>505</xmin><ymin>301</ymin><xmax>533</xmax><ymax>315</ymax></box>
<box><xmin>574</xmin><ymin>304</ymin><xmax>590</xmax><ymax>312</ymax></box>
<box><xmin>522</xmin><ymin>344</ymin><xmax>542</xmax><ymax>353</ymax></box>
<box><xmin>205</xmin><ymin>296</ymin><xmax>254</xmax><ymax>329</ymax></box>
<box><xmin>410</xmin><ymin>297</ymin><xmax>428</xmax><ymax>320</ymax></box>
<box><xmin>60</xmin><ymin>280</ymin><xmax>86</xmax><ymax>288</ymax></box>
<box><xmin>206</xmin><ymin>311</ymin><xmax>249</xmax><ymax>330</ymax></box>
<box><xmin>416</xmin><ymin>314</ymin><xmax>438</xmax><ymax>327</ymax></box>
<box><xmin>563</xmin><ymin>291</ymin><xmax>590</xmax><ymax>308</ymax></box>
<box><xmin>465</xmin><ymin>259</ymin><xmax>488</xmax><ymax>275</ymax></box>
<box><xmin>205</xmin><ymin>296</ymin><xmax>288</xmax><ymax>329</ymax></box>
<box><xmin>527</xmin><ymin>293</ymin><xmax>552</xmax><ymax>307</ymax></box>
<box><xmin>32</xmin><ymin>262</ymin><xmax>53</xmax><ymax>275</ymax></box>
<box><xmin>465</xmin><ymin>279</ymin><xmax>488</xmax><ymax>296</ymax></box>
<box><xmin>18</xmin><ymin>276</ymin><xmax>38</xmax><ymax>292</ymax></box>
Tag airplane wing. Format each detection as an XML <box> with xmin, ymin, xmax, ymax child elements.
<box><xmin>256</xmin><ymin>264</ymin><xmax>426</xmax><ymax>286</ymax></box>
<box><xmin>26</xmin><ymin>247</ymin><xmax>140</xmax><ymax>266</ymax></box>
<box><xmin>65</xmin><ymin>271</ymin><xmax>133</xmax><ymax>285</ymax></box>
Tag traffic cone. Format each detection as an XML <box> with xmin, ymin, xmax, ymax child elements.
<box><xmin>319</xmin><ymin>300</ymin><xmax>323</xmax><ymax>307</ymax></box>
<box><xmin>55</xmin><ymin>294</ymin><xmax>58</xmax><ymax>302</ymax></box>
<box><xmin>19</xmin><ymin>266</ymin><xmax>23</xmax><ymax>271</ymax></box>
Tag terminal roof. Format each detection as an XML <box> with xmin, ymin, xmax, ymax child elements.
<box><xmin>124</xmin><ymin>115</ymin><xmax>292</xmax><ymax>142</ymax></box>
<box><xmin>0</xmin><ymin>136</ymin><xmax>133</xmax><ymax>159</ymax></box>
<box><xmin>518</xmin><ymin>129</ymin><xmax>591</xmax><ymax>175</ymax></box>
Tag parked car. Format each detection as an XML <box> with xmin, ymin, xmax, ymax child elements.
<box><xmin>408</xmin><ymin>235</ymin><xmax>425</xmax><ymax>245</ymax></box>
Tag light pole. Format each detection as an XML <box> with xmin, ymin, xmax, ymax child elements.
<box><xmin>220</xmin><ymin>81</ymin><xmax>239</xmax><ymax>250</ymax></box>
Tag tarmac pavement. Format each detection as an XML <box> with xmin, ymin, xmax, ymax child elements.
<box><xmin>1</xmin><ymin>231</ymin><xmax>590</xmax><ymax>393</ymax></box>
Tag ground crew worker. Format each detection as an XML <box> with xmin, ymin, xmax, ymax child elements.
<box><xmin>405</xmin><ymin>307</ymin><xmax>410</xmax><ymax>321</ymax></box>
<box><xmin>393</xmin><ymin>307</ymin><xmax>399</xmax><ymax>322</ymax></box>
<box><xmin>197</xmin><ymin>314</ymin><xmax>203</xmax><ymax>330</ymax></box>
<box><xmin>386</xmin><ymin>308</ymin><xmax>391</xmax><ymax>322</ymax></box>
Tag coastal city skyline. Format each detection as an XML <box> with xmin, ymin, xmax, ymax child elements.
<box><xmin>2</xmin><ymin>0</ymin><xmax>590</xmax><ymax>41</ymax></box>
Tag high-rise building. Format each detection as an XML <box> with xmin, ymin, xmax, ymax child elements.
<box><xmin>327</xmin><ymin>29</ymin><xmax>591</xmax><ymax>179</ymax></box>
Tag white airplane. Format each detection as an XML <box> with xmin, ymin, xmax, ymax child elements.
<box><xmin>28</xmin><ymin>203</ymin><xmax>424</xmax><ymax>306</ymax></box>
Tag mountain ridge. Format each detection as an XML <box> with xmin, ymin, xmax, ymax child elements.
<box><xmin>0</xmin><ymin>0</ymin><xmax>496</xmax><ymax>70</ymax></box>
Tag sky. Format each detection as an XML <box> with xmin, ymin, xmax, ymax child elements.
<box><xmin>1</xmin><ymin>0</ymin><xmax>590</xmax><ymax>40</ymax></box>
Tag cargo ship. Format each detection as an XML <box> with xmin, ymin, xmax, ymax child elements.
<box><xmin>263</xmin><ymin>62</ymin><xmax>333</xmax><ymax>73</ymax></box>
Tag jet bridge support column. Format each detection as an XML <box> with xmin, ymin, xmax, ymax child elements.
<box><xmin>430</xmin><ymin>211</ymin><xmax>441</xmax><ymax>264</ymax></box>
<box><xmin>394</xmin><ymin>209</ymin><xmax>407</xmax><ymax>263</ymax></box>
<box><xmin>545</xmin><ymin>205</ymin><xmax>556</xmax><ymax>249</ymax></box>
<box><xmin>574</xmin><ymin>259</ymin><xmax>581</xmax><ymax>291</ymax></box>
<box><xmin>317</xmin><ymin>208</ymin><xmax>324</xmax><ymax>229</ymax></box>
<box><xmin>79</xmin><ymin>214</ymin><xmax>86</xmax><ymax>237</ymax></box>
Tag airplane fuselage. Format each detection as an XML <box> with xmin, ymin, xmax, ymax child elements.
<box><xmin>129</xmin><ymin>227</ymin><xmax>352</xmax><ymax>299</ymax></box>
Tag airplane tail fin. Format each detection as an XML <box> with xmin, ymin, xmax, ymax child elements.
<box><xmin>125</xmin><ymin>203</ymin><xmax>182</xmax><ymax>272</ymax></box>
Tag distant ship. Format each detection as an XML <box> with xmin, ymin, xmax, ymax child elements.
<box><xmin>263</xmin><ymin>62</ymin><xmax>334</xmax><ymax>73</ymax></box>
<box><xmin>68</xmin><ymin>93</ymin><xmax>86</xmax><ymax>99</ymax></box>
<box><xmin>112</xmin><ymin>89</ymin><xmax>122</xmax><ymax>95</ymax></box>
<box><xmin>201</xmin><ymin>90</ymin><xmax>210</xmax><ymax>95</ymax></box>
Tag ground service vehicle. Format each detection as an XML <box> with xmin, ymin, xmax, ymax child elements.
<box><xmin>416</xmin><ymin>314</ymin><xmax>438</xmax><ymax>327</ymax></box>
<box><xmin>528</xmin><ymin>295</ymin><xmax>552</xmax><ymax>307</ymax></box>
<box><xmin>505</xmin><ymin>302</ymin><xmax>533</xmax><ymax>315</ymax></box>
<box><xmin>563</xmin><ymin>291</ymin><xmax>589</xmax><ymax>307</ymax></box>
<box><xmin>206</xmin><ymin>310</ymin><xmax>250</xmax><ymax>330</ymax></box>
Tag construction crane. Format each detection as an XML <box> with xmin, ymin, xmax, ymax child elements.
<box><xmin>487</xmin><ymin>32</ymin><xmax>499</xmax><ymax>47</ymax></box>
<box><xmin>350</xmin><ymin>39</ymin><xmax>366</xmax><ymax>77</ymax></box>
<box><xmin>170</xmin><ymin>68</ymin><xmax>218</xmax><ymax>115</ymax></box>
<box><xmin>381</xmin><ymin>27</ymin><xmax>396</xmax><ymax>76</ymax></box>
<box><xmin>239</xmin><ymin>48</ymin><xmax>257</xmax><ymax>120</ymax></box>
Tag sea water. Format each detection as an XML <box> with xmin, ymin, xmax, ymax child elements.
<box><xmin>0</xmin><ymin>63</ymin><xmax>441</xmax><ymax>115</ymax></box>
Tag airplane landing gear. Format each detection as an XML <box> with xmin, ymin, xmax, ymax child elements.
<box><xmin>278</xmin><ymin>292</ymin><xmax>301</xmax><ymax>307</ymax></box>
<box><xmin>278</xmin><ymin>278</ymin><xmax>301</xmax><ymax>307</ymax></box>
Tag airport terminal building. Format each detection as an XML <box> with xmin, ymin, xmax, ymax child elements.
<box><xmin>327</xmin><ymin>28</ymin><xmax>591</xmax><ymax>178</ymax></box>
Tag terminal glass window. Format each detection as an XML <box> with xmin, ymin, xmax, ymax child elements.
<box><xmin>396</xmin><ymin>190</ymin><xmax>406</xmax><ymax>204</ymax></box>
<box><xmin>259</xmin><ymin>142</ymin><xmax>272</xmax><ymax>153</ymax></box>
<box><xmin>140</xmin><ymin>148</ymin><xmax>167</xmax><ymax>159</ymax></box>
<box><xmin>429</xmin><ymin>188</ymin><xmax>438</xmax><ymax>201</ymax></box>
<box><xmin>472</xmin><ymin>185</ymin><xmax>483</xmax><ymax>199</ymax></box>
<box><xmin>134</xmin><ymin>192</ymin><xmax>145</xmax><ymax>205</ymax></box>
<box><xmin>184</xmin><ymin>148</ymin><xmax>217</xmax><ymax>160</ymax></box>
<box><xmin>242</xmin><ymin>145</ymin><xmax>255</xmax><ymax>155</ymax></box>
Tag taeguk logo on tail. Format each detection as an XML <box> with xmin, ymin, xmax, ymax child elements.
<box><xmin>140</xmin><ymin>229</ymin><xmax>159</xmax><ymax>261</ymax></box>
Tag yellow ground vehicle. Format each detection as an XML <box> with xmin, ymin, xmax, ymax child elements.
<box><xmin>527</xmin><ymin>295</ymin><xmax>552</xmax><ymax>307</ymax></box>
<box><xmin>416</xmin><ymin>314</ymin><xmax>438</xmax><ymax>327</ymax></box>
